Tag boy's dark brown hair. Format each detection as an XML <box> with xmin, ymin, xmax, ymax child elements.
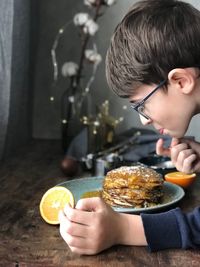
<box><xmin>106</xmin><ymin>0</ymin><xmax>200</xmax><ymax>98</ymax></box>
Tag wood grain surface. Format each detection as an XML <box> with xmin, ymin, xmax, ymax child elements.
<box><xmin>0</xmin><ymin>140</ymin><xmax>200</xmax><ymax>267</ymax></box>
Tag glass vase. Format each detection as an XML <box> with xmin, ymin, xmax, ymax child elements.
<box><xmin>61</xmin><ymin>82</ymin><xmax>83</xmax><ymax>151</ymax></box>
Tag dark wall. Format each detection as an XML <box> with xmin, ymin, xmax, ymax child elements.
<box><xmin>32</xmin><ymin>0</ymin><xmax>145</xmax><ymax>140</ymax></box>
<box><xmin>33</xmin><ymin>0</ymin><xmax>83</xmax><ymax>139</ymax></box>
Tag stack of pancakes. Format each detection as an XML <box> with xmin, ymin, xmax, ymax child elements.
<box><xmin>102</xmin><ymin>165</ymin><xmax>164</xmax><ymax>208</ymax></box>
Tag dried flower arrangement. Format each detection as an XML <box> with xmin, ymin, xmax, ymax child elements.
<box><xmin>50</xmin><ymin>0</ymin><xmax>126</xmax><ymax>152</ymax></box>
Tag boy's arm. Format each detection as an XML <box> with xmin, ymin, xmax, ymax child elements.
<box><xmin>118</xmin><ymin>209</ymin><xmax>182</xmax><ymax>250</ymax></box>
<box><xmin>59</xmin><ymin>197</ymin><xmax>200</xmax><ymax>254</ymax></box>
<box><xmin>119</xmin><ymin>206</ymin><xmax>200</xmax><ymax>251</ymax></box>
<box><xmin>141</xmin><ymin>209</ymin><xmax>182</xmax><ymax>251</ymax></box>
<box><xmin>116</xmin><ymin>213</ymin><xmax>147</xmax><ymax>246</ymax></box>
<box><xmin>141</xmin><ymin>207</ymin><xmax>200</xmax><ymax>251</ymax></box>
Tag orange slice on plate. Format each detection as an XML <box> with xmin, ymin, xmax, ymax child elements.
<box><xmin>39</xmin><ymin>186</ymin><xmax>75</xmax><ymax>225</ymax></box>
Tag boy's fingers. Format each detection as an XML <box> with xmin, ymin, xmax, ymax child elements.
<box><xmin>156</xmin><ymin>138</ymin><xmax>163</xmax><ymax>155</ymax></box>
<box><xmin>75</xmin><ymin>197</ymin><xmax>104</xmax><ymax>212</ymax></box>
<box><xmin>63</xmin><ymin>204</ymin><xmax>73</xmax><ymax>217</ymax></box>
<box><xmin>182</xmin><ymin>154</ymin><xmax>197</xmax><ymax>173</ymax></box>
<box><xmin>179</xmin><ymin>138</ymin><xmax>199</xmax><ymax>151</ymax></box>
<box><xmin>63</xmin><ymin>203</ymin><xmax>94</xmax><ymax>225</ymax></box>
<box><xmin>170</xmin><ymin>137</ymin><xmax>180</xmax><ymax>147</ymax></box>
<box><xmin>58</xmin><ymin>210</ymin><xmax>66</xmax><ymax>223</ymax></box>
<box><xmin>156</xmin><ymin>138</ymin><xmax>170</xmax><ymax>156</ymax></box>
<box><xmin>156</xmin><ymin>138</ymin><xmax>181</xmax><ymax>157</ymax></box>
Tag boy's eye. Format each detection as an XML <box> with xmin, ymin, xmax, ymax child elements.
<box><xmin>137</xmin><ymin>105</ymin><xmax>145</xmax><ymax>113</ymax></box>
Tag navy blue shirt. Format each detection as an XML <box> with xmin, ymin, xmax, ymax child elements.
<box><xmin>141</xmin><ymin>207</ymin><xmax>200</xmax><ymax>251</ymax></box>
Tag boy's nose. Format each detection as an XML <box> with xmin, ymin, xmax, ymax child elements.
<box><xmin>139</xmin><ymin>114</ymin><xmax>152</xmax><ymax>125</ymax></box>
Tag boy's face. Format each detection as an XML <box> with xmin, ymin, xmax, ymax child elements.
<box><xmin>129</xmin><ymin>82</ymin><xmax>195</xmax><ymax>138</ymax></box>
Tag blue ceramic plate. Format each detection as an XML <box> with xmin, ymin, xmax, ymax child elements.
<box><xmin>58</xmin><ymin>176</ymin><xmax>185</xmax><ymax>214</ymax></box>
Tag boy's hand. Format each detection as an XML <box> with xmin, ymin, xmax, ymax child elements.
<box><xmin>156</xmin><ymin>137</ymin><xmax>179</xmax><ymax>157</ymax></box>
<box><xmin>59</xmin><ymin>197</ymin><xmax>146</xmax><ymax>255</ymax></box>
<box><xmin>156</xmin><ymin>138</ymin><xmax>200</xmax><ymax>173</ymax></box>
<box><xmin>59</xmin><ymin>197</ymin><xmax>122</xmax><ymax>255</ymax></box>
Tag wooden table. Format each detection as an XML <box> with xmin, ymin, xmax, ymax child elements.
<box><xmin>0</xmin><ymin>140</ymin><xmax>200</xmax><ymax>267</ymax></box>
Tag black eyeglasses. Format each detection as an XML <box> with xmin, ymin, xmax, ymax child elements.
<box><xmin>131</xmin><ymin>79</ymin><xmax>167</xmax><ymax>120</ymax></box>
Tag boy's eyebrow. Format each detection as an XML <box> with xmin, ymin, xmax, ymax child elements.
<box><xmin>129</xmin><ymin>98</ymin><xmax>141</xmax><ymax>104</ymax></box>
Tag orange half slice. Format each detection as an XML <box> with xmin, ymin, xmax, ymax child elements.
<box><xmin>39</xmin><ymin>186</ymin><xmax>75</xmax><ymax>225</ymax></box>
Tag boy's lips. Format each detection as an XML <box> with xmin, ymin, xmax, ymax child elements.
<box><xmin>159</xmin><ymin>129</ymin><xmax>164</xmax><ymax>134</ymax></box>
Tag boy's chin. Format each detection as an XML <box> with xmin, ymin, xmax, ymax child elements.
<box><xmin>167</xmin><ymin>131</ymin><xmax>186</xmax><ymax>139</ymax></box>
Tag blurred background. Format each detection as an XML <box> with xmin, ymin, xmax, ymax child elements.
<box><xmin>1</xmin><ymin>0</ymin><xmax>200</xmax><ymax>172</ymax></box>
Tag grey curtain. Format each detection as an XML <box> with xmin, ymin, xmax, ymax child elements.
<box><xmin>0</xmin><ymin>0</ymin><xmax>13</xmax><ymax>159</ymax></box>
<box><xmin>0</xmin><ymin>0</ymin><xmax>31</xmax><ymax>160</ymax></box>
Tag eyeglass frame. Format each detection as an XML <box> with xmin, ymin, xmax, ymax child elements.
<box><xmin>131</xmin><ymin>79</ymin><xmax>167</xmax><ymax>120</ymax></box>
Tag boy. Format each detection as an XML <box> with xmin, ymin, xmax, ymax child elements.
<box><xmin>59</xmin><ymin>0</ymin><xmax>200</xmax><ymax>254</ymax></box>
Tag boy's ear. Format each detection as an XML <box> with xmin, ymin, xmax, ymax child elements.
<box><xmin>168</xmin><ymin>68</ymin><xmax>196</xmax><ymax>94</ymax></box>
